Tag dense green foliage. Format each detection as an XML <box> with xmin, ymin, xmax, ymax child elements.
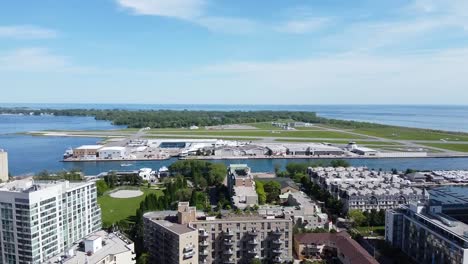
<box><xmin>255</xmin><ymin>181</ymin><xmax>267</xmax><ymax>205</ymax></box>
<box><xmin>190</xmin><ymin>190</ymin><xmax>209</xmax><ymax>210</ymax></box>
<box><xmin>103</xmin><ymin>172</ymin><xmax>143</xmax><ymax>188</ymax></box>
<box><xmin>1</xmin><ymin>108</ymin><xmax>320</xmax><ymax>128</ymax></box>
<box><xmin>278</xmin><ymin>160</ymin><xmax>350</xmax><ymax>182</ymax></box>
<box><xmin>348</xmin><ymin>209</ymin><xmax>385</xmax><ymax>227</ymax></box>
<box><xmin>95</xmin><ymin>180</ymin><xmax>109</xmax><ymax>197</ymax></box>
<box><xmin>263</xmin><ymin>181</ymin><xmax>281</xmax><ymax>204</ymax></box>
<box><xmin>168</xmin><ymin>160</ymin><xmax>226</xmax><ymax>187</ymax></box>
<box><xmin>34</xmin><ymin>169</ymin><xmax>83</xmax><ymax>181</ymax></box>
<box><xmin>348</xmin><ymin>210</ymin><xmax>367</xmax><ymax>226</ymax></box>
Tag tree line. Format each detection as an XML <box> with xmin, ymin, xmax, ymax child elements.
<box><xmin>1</xmin><ymin>107</ymin><xmax>419</xmax><ymax>130</ymax></box>
<box><xmin>0</xmin><ymin>108</ymin><xmax>320</xmax><ymax>128</ymax></box>
<box><xmin>34</xmin><ymin>169</ymin><xmax>84</xmax><ymax>181</ymax></box>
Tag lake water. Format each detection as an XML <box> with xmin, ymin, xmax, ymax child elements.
<box><xmin>1</xmin><ymin>104</ymin><xmax>468</xmax><ymax>175</ymax></box>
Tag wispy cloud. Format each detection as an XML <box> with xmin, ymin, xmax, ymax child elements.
<box><xmin>116</xmin><ymin>0</ymin><xmax>205</xmax><ymax>20</ymax></box>
<box><xmin>0</xmin><ymin>48</ymin><xmax>94</xmax><ymax>73</ymax></box>
<box><xmin>0</xmin><ymin>25</ymin><xmax>58</xmax><ymax>39</ymax></box>
<box><xmin>115</xmin><ymin>0</ymin><xmax>258</xmax><ymax>34</ymax></box>
<box><xmin>275</xmin><ymin>17</ymin><xmax>330</xmax><ymax>34</ymax></box>
<box><xmin>190</xmin><ymin>48</ymin><xmax>468</xmax><ymax>104</ymax></box>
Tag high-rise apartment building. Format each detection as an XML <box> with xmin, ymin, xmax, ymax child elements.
<box><xmin>144</xmin><ymin>202</ymin><xmax>293</xmax><ymax>264</ymax></box>
<box><xmin>0</xmin><ymin>179</ymin><xmax>101</xmax><ymax>264</ymax></box>
<box><xmin>0</xmin><ymin>149</ymin><xmax>8</xmax><ymax>182</ymax></box>
<box><xmin>386</xmin><ymin>201</ymin><xmax>468</xmax><ymax>264</ymax></box>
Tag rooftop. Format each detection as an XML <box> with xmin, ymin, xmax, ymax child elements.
<box><xmin>295</xmin><ymin>232</ymin><xmax>378</xmax><ymax>264</ymax></box>
<box><xmin>429</xmin><ymin>186</ymin><xmax>468</xmax><ymax>205</ymax></box>
<box><xmin>405</xmin><ymin>204</ymin><xmax>468</xmax><ymax>239</ymax></box>
<box><xmin>229</xmin><ymin>164</ymin><xmax>251</xmax><ymax>178</ymax></box>
<box><xmin>99</xmin><ymin>146</ymin><xmax>126</xmax><ymax>151</ymax></box>
<box><xmin>75</xmin><ymin>145</ymin><xmax>103</xmax><ymax>150</ymax></box>
<box><xmin>0</xmin><ymin>178</ymin><xmax>91</xmax><ymax>193</ymax></box>
<box><xmin>153</xmin><ymin>220</ymin><xmax>196</xmax><ymax>235</ymax></box>
<box><xmin>47</xmin><ymin>231</ymin><xmax>134</xmax><ymax>264</ymax></box>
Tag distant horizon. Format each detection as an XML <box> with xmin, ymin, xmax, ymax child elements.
<box><xmin>2</xmin><ymin>102</ymin><xmax>468</xmax><ymax>107</ymax></box>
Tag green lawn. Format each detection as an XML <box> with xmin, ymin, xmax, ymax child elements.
<box><xmin>420</xmin><ymin>143</ymin><xmax>468</xmax><ymax>152</ymax></box>
<box><xmin>148</xmin><ymin>130</ymin><xmax>367</xmax><ymax>139</ymax></box>
<box><xmin>274</xmin><ymin>139</ymin><xmax>401</xmax><ymax>145</ymax></box>
<box><xmin>144</xmin><ymin>135</ymin><xmax>261</xmax><ymax>141</ymax></box>
<box><xmin>350</xmin><ymin>127</ymin><xmax>468</xmax><ymax>141</ymax></box>
<box><xmin>355</xmin><ymin>226</ymin><xmax>385</xmax><ymax>237</ymax></box>
<box><xmin>98</xmin><ymin>187</ymin><xmax>163</xmax><ymax>226</ymax></box>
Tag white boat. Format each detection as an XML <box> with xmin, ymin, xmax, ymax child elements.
<box><xmin>63</xmin><ymin>148</ymin><xmax>73</xmax><ymax>159</ymax></box>
<box><xmin>120</xmin><ymin>163</ymin><xmax>133</xmax><ymax>167</ymax></box>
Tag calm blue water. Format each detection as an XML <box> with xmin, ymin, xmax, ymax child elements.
<box><xmin>0</xmin><ymin>115</ymin><xmax>124</xmax><ymax>175</ymax></box>
<box><xmin>1</xmin><ymin>104</ymin><xmax>468</xmax><ymax>175</ymax></box>
<box><xmin>62</xmin><ymin>157</ymin><xmax>468</xmax><ymax>176</ymax></box>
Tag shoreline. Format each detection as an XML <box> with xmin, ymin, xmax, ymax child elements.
<box><xmin>62</xmin><ymin>154</ymin><xmax>468</xmax><ymax>163</ymax></box>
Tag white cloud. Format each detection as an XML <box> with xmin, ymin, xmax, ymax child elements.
<box><xmin>0</xmin><ymin>48</ymin><xmax>94</xmax><ymax>73</ymax></box>
<box><xmin>116</xmin><ymin>0</ymin><xmax>205</xmax><ymax>20</ymax></box>
<box><xmin>0</xmin><ymin>25</ymin><xmax>57</xmax><ymax>39</ymax></box>
<box><xmin>275</xmin><ymin>17</ymin><xmax>330</xmax><ymax>34</ymax></box>
<box><xmin>115</xmin><ymin>0</ymin><xmax>258</xmax><ymax>34</ymax></box>
<box><xmin>189</xmin><ymin>48</ymin><xmax>468</xmax><ymax>104</ymax></box>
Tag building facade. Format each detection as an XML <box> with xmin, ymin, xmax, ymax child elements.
<box><xmin>72</xmin><ymin>145</ymin><xmax>102</xmax><ymax>159</ymax></box>
<box><xmin>227</xmin><ymin>165</ymin><xmax>258</xmax><ymax>209</ymax></box>
<box><xmin>143</xmin><ymin>202</ymin><xmax>293</xmax><ymax>264</ymax></box>
<box><xmin>0</xmin><ymin>179</ymin><xmax>101</xmax><ymax>264</ymax></box>
<box><xmin>386</xmin><ymin>202</ymin><xmax>468</xmax><ymax>264</ymax></box>
<box><xmin>0</xmin><ymin>149</ymin><xmax>8</xmax><ymax>182</ymax></box>
<box><xmin>309</xmin><ymin>166</ymin><xmax>425</xmax><ymax>212</ymax></box>
<box><xmin>98</xmin><ymin>147</ymin><xmax>129</xmax><ymax>159</ymax></box>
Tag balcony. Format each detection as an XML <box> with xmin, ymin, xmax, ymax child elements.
<box><xmin>247</xmin><ymin>248</ymin><xmax>259</xmax><ymax>255</ymax></box>
<box><xmin>248</xmin><ymin>239</ymin><xmax>259</xmax><ymax>245</ymax></box>
<box><xmin>200</xmin><ymin>240</ymin><xmax>209</xmax><ymax>247</ymax></box>
<box><xmin>224</xmin><ymin>229</ymin><xmax>234</xmax><ymax>237</ymax></box>
<box><xmin>183</xmin><ymin>251</ymin><xmax>195</xmax><ymax>260</ymax></box>
<box><xmin>183</xmin><ymin>245</ymin><xmax>194</xmax><ymax>252</ymax></box>
<box><xmin>200</xmin><ymin>230</ymin><xmax>209</xmax><ymax>238</ymax></box>
<box><xmin>272</xmin><ymin>249</ymin><xmax>282</xmax><ymax>255</ymax></box>
<box><xmin>248</xmin><ymin>229</ymin><xmax>258</xmax><ymax>236</ymax></box>
<box><xmin>273</xmin><ymin>256</ymin><xmax>283</xmax><ymax>263</ymax></box>
<box><xmin>271</xmin><ymin>228</ymin><xmax>283</xmax><ymax>236</ymax></box>
<box><xmin>223</xmin><ymin>249</ymin><xmax>234</xmax><ymax>255</ymax></box>
<box><xmin>224</xmin><ymin>239</ymin><xmax>234</xmax><ymax>246</ymax></box>
<box><xmin>272</xmin><ymin>239</ymin><xmax>283</xmax><ymax>247</ymax></box>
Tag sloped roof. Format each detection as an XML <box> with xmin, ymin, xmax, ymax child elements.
<box><xmin>295</xmin><ymin>232</ymin><xmax>379</xmax><ymax>264</ymax></box>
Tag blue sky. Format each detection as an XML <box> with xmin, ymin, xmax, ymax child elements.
<box><xmin>1</xmin><ymin>0</ymin><xmax>468</xmax><ymax>104</ymax></box>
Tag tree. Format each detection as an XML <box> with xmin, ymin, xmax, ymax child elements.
<box><xmin>250</xmin><ymin>259</ymin><xmax>262</xmax><ymax>264</ymax></box>
<box><xmin>136</xmin><ymin>253</ymin><xmax>149</xmax><ymax>264</ymax></box>
<box><xmin>348</xmin><ymin>209</ymin><xmax>367</xmax><ymax>227</ymax></box>
<box><xmin>330</xmin><ymin>159</ymin><xmax>350</xmax><ymax>168</ymax></box>
<box><xmin>95</xmin><ymin>180</ymin><xmax>109</xmax><ymax>197</ymax></box>
<box><xmin>255</xmin><ymin>181</ymin><xmax>266</xmax><ymax>205</ymax></box>
<box><xmin>264</xmin><ymin>181</ymin><xmax>281</xmax><ymax>204</ymax></box>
